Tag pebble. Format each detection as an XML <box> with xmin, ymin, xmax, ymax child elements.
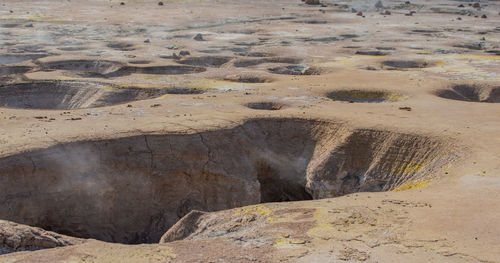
<box><xmin>193</xmin><ymin>33</ymin><xmax>204</xmax><ymax>41</ymax></box>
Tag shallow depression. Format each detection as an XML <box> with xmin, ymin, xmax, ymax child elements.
<box><xmin>268</xmin><ymin>65</ymin><xmax>322</xmax><ymax>75</ymax></box>
<box><xmin>382</xmin><ymin>60</ymin><xmax>434</xmax><ymax>69</ymax></box>
<box><xmin>327</xmin><ymin>90</ymin><xmax>405</xmax><ymax>103</ymax></box>
<box><xmin>41</xmin><ymin>60</ymin><xmax>125</xmax><ymax>77</ymax></box>
<box><xmin>0</xmin><ymin>80</ymin><xmax>197</xmax><ymax>110</ymax></box>
<box><xmin>245</xmin><ymin>102</ymin><xmax>285</xmax><ymax>110</ymax></box>
<box><xmin>436</xmin><ymin>84</ymin><xmax>500</xmax><ymax>103</ymax></box>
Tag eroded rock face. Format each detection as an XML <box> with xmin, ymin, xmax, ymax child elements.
<box><xmin>0</xmin><ymin>118</ymin><xmax>457</xmax><ymax>244</ymax></box>
<box><xmin>0</xmin><ymin>220</ymin><xmax>84</xmax><ymax>255</ymax></box>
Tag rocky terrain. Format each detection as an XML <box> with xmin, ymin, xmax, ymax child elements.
<box><xmin>0</xmin><ymin>0</ymin><xmax>499</xmax><ymax>262</ymax></box>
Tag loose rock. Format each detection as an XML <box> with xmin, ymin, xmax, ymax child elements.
<box><xmin>193</xmin><ymin>33</ymin><xmax>204</xmax><ymax>41</ymax></box>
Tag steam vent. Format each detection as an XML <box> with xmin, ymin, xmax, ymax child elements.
<box><xmin>0</xmin><ymin>0</ymin><xmax>499</xmax><ymax>262</ymax></box>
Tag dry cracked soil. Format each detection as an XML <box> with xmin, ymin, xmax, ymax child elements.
<box><xmin>0</xmin><ymin>0</ymin><xmax>499</xmax><ymax>262</ymax></box>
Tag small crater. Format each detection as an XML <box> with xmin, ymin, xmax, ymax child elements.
<box><xmin>486</xmin><ymin>50</ymin><xmax>500</xmax><ymax>56</ymax></box>
<box><xmin>376</xmin><ymin>47</ymin><xmax>396</xmax><ymax>51</ymax></box>
<box><xmin>57</xmin><ymin>46</ymin><xmax>88</xmax><ymax>51</ymax></box>
<box><xmin>293</xmin><ymin>20</ymin><xmax>328</xmax><ymax>24</ymax></box>
<box><xmin>176</xmin><ymin>56</ymin><xmax>232</xmax><ymax>67</ymax></box>
<box><xmin>436</xmin><ymin>84</ymin><xmax>500</xmax><ymax>103</ymax></box>
<box><xmin>198</xmin><ymin>49</ymin><xmax>222</xmax><ymax>54</ymax></box>
<box><xmin>268</xmin><ymin>65</ymin><xmax>322</xmax><ymax>75</ymax></box>
<box><xmin>382</xmin><ymin>60</ymin><xmax>434</xmax><ymax>69</ymax></box>
<box><xmin>107</xmin><ymin>42</ymin><xmax>135</xmax><ymax>51</ymax></box>
<box><xmin>223</xmin><ymin>74</ymin><xmax>273</xmax><ymax>83</ymax></box>
<box><xmin>245</xmin><ymin>102</ymin><xmax>285</xmax><ymax>110</ymax></box>
<box><xmin>355</xmin><ymin>51</ymin><xmax>389</xmax><ymax>56</ymax></box>
<box><xmin>301</xmin><ymin>36</ymin><xmax>339</xmax><ymax>43</ymax></box>
<box><xmin>0</xmin><ymin>66</ymin><xmax>32</xmax><ymax>76</ymax></box>
<box><xmin>161</xmin><ymin>87</ymin><xmax>205</xmax><ymax>94</ymax></box>
<box><xmin>340</xmin><ymin>34</ymin><xmax>360</xmax><ymax>39</ymax></box>
<box><xmin>327</xmin><ymin>90</ymin><xmax>405</xmax><ymax>103</ymax></box>
<box><xmin>128</xmin><ymin>60</ymin><xmax>151</xmax><ymax>65</ymax></box>
<box><xmin>234</xmin><ymin>57</ymin><xmax>302</xmax><ymax>68</ymax></box>
<box><xmin>41</xmin><ymin>60</ymin><xmax>124</xmax><ymax>76</ymax></box>
<box><xmin>236</xmin><ymin>52</ymin><xmax>275</xmax><ymax>57</ymax></box>
<box><xmin>411</xmin><ymin>29</ymin><xmax>442</xmax><ymax>34</ymax></box>
<box><xmin>0</xmin><ymin>54</ymin><xmax>48</xmax><ymax>65</ymax></box>
<box><xmin>0</xmin><ymin>23</ymin><xmax>21</xmax><ymax>28</ymax></box>
<box><xmin>234</xmin><ymin>59</ymin><xmax>268</xmax><ymax>68</ymax></box>
<box><xmin>453</xmin><ymin>42</ymin><xmax>485</xmax><ymax>51</ymax></box>
<box><xmin>106</xmin><ymin>65</ymin><xmax>206</xmax><ymax>77</ymax></box>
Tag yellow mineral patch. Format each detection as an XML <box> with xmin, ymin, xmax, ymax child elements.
<box><xmin>441</xmin><ymin>164</ymin><xmax>452</xmax><ymax>172</ymax></box>
<box><xmin>395</xmin><ymin>161</ymin><xmax>426</xmax><ymax>174</ymax></box>
<box><xmin>307</xmin><ymin>208</ymin><xmax>337</xmax><ymax>239</ymax></box>
<box><xmin>434</xmin><ymin>60</ymin><xmax>445</xmax><ymax>66</ymax></box>
<box><xmin>312</xmin><ymin>56</ymin><xmax>356</xmax><ymax>68</ymax></box>
<box><xmin>273</xmin><ymin>238</ymin><xmax>308</xmax><ymax>247</ymax></box>
<box><xmin>102</xmin><ymin>85</ymin><xmax>116</xmax><ymax>91</ymax></box>
<box><xmin>235</xmin><ymin>204</ymin><xmax>272</xmax><ymax>217</ymax></box>
<box><xmin>391</xmin><ymin>178</ymin><xmax>431</xmax><ymax>192</ymax></box>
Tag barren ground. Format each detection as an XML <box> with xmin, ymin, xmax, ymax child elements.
<box><xmin>0</xmin><ymin>0</ymin><xmax>499</xmax><ymax>262</ymax></box>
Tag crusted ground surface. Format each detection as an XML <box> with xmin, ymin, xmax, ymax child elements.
<box><xmin>0</xmin><ymin>0</ymin><xmax>499</xmax><ymax>262</ymax></box>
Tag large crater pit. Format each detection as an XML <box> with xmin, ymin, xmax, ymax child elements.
<box><xmin>0</xmin><ymin>80</ymin><xmax>188</xmax><ymax>110</ymax></box>
<box><xmin>0</xmin><ymin>118</ymin><xmax>457</xmax><ymax>244</ymax></box>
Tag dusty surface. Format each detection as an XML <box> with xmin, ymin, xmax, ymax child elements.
<box><xmin>0</xmin><ymin>0</ymin><xmax>499</xmax><ymax>262</ymax></box>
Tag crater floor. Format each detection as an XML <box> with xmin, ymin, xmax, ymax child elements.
<box><xmin>0</xmin><ymin>0</ymin><xmax>499</xmax><ymax>262</ymax></box>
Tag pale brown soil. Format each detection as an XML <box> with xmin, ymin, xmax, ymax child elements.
<box><xmin>0</xmin><ymin>0</ymin><xmax>499</xmax><ymax>262</ymax></box>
